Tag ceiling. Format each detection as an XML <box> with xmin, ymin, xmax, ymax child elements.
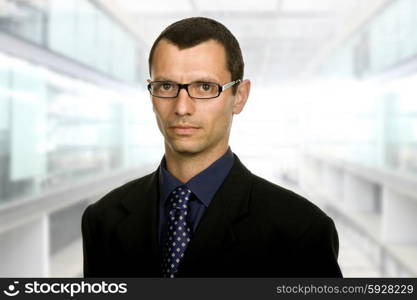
<box><xmin>106</xmin><ymin>0</ymin><xmax>388</xmax><ymax>85</ymax></box>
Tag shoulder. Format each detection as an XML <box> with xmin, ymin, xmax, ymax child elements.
<box><xmin>82</xmin><ymin>171</ymin><xmax>156</xmax><ymax>224</ymax></box>
<box><xmin>249</xmin><ymin>173</ymin><xmax>333</xmax><ymax>239</ymax></box>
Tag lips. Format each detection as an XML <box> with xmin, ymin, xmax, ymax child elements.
<box><xmin>169</xmin><ymin>125</ymin><xmax>200</xmax><ymax>135</ymax></box>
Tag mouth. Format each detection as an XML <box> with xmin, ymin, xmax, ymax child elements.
<box><xmin>169</xmin><ymin>125</ymin><xmax>200</xmax><ymax>135</ymax></box>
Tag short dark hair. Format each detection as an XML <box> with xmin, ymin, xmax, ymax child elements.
<box><xmin>148</xmin><ymin>17</ymin><xmax>244</xmax><ymax>93</ymax></box>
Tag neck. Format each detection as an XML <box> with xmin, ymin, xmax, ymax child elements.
<box><xmin>164</xmin><ymin>144</ymin><xmax>229</xmax><ymax>183</ymax></box>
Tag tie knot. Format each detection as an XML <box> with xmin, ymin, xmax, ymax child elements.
<box><xmin>169</xmin><ymin>185</ymin><xmax>192</xmax><ymax>210</ymax></box>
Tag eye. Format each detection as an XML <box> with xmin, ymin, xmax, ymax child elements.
<box><xmin>161</xmin><ymin>82</ymin><xmax>172</xmax><ymax>90</ymax></box>
<box><xmin>197</xmin><ymin>83</ymin><xmax>214</xmax><ymax>92</ymax></box>
<box><xmin>201</xmin><ymin>83</ymin><xmax>211</xmax><ymax>91</ymax></box>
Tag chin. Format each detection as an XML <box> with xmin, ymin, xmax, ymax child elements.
<box><xmin>169</xmin><ymin>140</ymin><xmax>206</xmax><ymax>155</ymax></box>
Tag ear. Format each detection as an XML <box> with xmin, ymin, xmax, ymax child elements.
<box><xmin>232</xmin><ymin>79</ymin><xmax>251</xmax><ymax>114</ymax></box>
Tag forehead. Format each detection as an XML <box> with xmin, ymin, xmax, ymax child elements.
<box><xmin>150</xmin><ymin>39</ymin><xmax>230</xmax><ymax>81</ymax></box>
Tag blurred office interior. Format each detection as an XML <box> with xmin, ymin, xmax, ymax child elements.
<box><xmin>0</xmin><ymin>0</ymin><xmax>416</xmax><ymax>277</ymax></box>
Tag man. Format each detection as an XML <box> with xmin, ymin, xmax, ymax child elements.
<box><xmin>82</xmin><ymin>17</ymin><xmax>342</xmax><ymax>278</ymax></box>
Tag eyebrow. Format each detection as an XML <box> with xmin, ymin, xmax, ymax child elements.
<box><xmin>153</xmin><ymin>77</ymin><xmax>174</xmax><ymax>82</ymax></box>
<box><xmin>152</xmin><ymin>77</ymin><xmax>220</xmax><ymax>83</ymax></box>
<box><xmin>192</xmin><ymin>77</ymin><xmax>220</xmax><ymax>83</ymax></box>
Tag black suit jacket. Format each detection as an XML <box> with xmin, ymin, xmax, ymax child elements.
<box><xmin>82</xmin><ymin>155</ymin><xmax>342</xmax><ymax>277</ymax></box>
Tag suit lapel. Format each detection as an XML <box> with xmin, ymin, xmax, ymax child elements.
<box><xmin>117</xmin><ymin>169</ymin><xmax>161</xmax><ymax>273</ymax></box>
<box><xmin>178</xmin><ymin>155</ymin><xmax>253</xmax><ymax>274</ymax></box>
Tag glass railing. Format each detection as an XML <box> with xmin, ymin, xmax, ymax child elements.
<box><xmin>0</xmin><ymin>51</ymin><xmax>159</xmax><ymax>205</ymax></box>
<box><xmin>0</xmin><ymin>0</ymin><xmax>139</xmax><ymax>84</ymax></box>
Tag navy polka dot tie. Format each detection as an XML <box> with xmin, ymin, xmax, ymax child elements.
<box><xmin>162</xmin><ymin>185</ymin><xmax>193</xmax><ymax>278</ymax></box>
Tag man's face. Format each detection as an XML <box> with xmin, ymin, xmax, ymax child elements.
<box><xmin>150</xmin><ymin>39</ymin><xmax>248</xmax><ymax>156</ymax></box>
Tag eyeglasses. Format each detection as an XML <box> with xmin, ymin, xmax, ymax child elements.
<box><xmin>147</xmin><ymin>79</ymin><xmax>241</xmax><ymax>99</ymax></box>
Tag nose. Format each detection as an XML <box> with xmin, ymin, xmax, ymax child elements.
<box><xmin>174</xmin><ymin>87</ymin><xmax>195</xmax><ymax>116</ymax></box>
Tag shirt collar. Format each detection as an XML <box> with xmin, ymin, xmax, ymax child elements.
<box><xmin>159</xmin><ymin>147</ymin><xmax>234</xmax><ymax>208</ymax></box>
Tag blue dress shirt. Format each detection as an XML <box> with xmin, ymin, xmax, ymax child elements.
<box><xmin>158</xmin><ymin>147</ymin><xmax>234</xmax><ymax>247</ymax></box>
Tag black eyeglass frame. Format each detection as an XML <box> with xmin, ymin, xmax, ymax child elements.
<box><xmin>147</xmin><ymin>79</ymin><xmax>241</xmax><ymax>99</ymax></box>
